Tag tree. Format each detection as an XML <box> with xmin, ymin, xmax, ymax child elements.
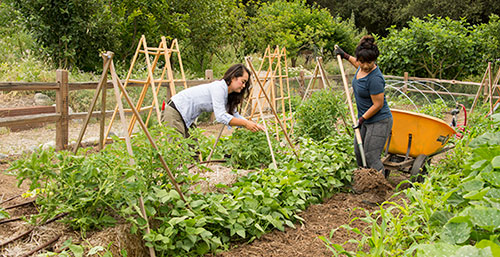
<box><xmin>110</xmin><ymin>0</ymin><xmax>190</xmax><ymax>65</ymax></box>
<box><xmin>10</xmin><ymin>0</ymin><xmax>121</xmax><ymax>71</ymax></box>
<box><xmin>173</xmin><ymin>0</ymin><xmax>246</xmax><ymax>72</ymax></box>
<box><xmin>246</xmin><ymin>0</ymin><xmax>359</xmax><ymax>66</ymax></box>
<box><xmin>309</xmin><ymin>0</ymin><xmax>409</xmax><ymax>36</ymax></box>
<box><xmin>311</xmin><ymin>0</ymin><xmax>500</xmax><ymax>37</ymax></box>
<box><xmin>378</xmin><ymin>16</ymin><xmax>481</xmax><ymax>80</ymax></box>
<box><xmin>397</xmin><ymin>0</ymin><xmax>500</xmax><ymax>26</ymax></box>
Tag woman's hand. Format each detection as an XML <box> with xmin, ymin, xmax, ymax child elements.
<box><xmin>245</xmin><ymin>120</ymin><xmax>265</xmax><ymax>132</ymax></box>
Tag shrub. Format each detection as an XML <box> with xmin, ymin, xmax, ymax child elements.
<box><xmin>295</xmin><ymin>89</ymin><xmax>347</xmax><ymax>141</ymax></box>
<box><xmin>223</xmin><ymin>128</ymin><xmax>282</xmax><ymax>169</ymax></box>
<box><xmin>379</xmin><ymin>16</ymin><xmax>481</xmax><ymax>80</ymax></box>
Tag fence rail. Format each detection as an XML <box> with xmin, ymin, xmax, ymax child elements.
<box><xmin>0</xmin><ymin>69</ymin><xmax>496</xmax><ymax>151</ymax></box>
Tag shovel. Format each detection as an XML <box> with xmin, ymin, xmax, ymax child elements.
<box><xmin>335</xmin><ymin>45</ymin><xmax>367</xmax><ymax>167</ymax></box>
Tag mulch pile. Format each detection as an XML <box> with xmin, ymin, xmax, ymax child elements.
<box><xmin>352</xmin><ymin>168</ymin><xmax>394</xmax><ymax>204</ymax></box>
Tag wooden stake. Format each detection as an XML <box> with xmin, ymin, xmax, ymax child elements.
<box><xmin>470</xmin><ymin>63</ymin><xmax>491</xmax><ymax>114</ymax></box>
<box><xmin>109</xmin><ymin>61</ymin><xmax>187</xmax><ymax>203</ymax></box>
<box><xmin>73</xmin><ymin>52</ymin><xmax>113</xmax><ymax>153</ymax></box>
<box><xmin>246</xmin><ymin>57</ymin><xmax>299</xmax><ymax>159</ymax></box>
<box><xmin>206</xmin><ymin>124</ymin><xmax>225</xmax><ymax>163</ymax></box>
<box><xmin>256</xmin><ymin>97</ymin><xmax>277</xmax><ymax>167</ymax></box>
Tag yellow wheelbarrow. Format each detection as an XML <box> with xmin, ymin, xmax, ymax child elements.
<box><xmin>383</xmin><ymin>109</ymin><xmax>456</xmax><ymax>181</ymax></box>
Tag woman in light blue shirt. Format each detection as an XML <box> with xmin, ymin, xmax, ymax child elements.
<box><xmin>161</xmin><ymin>64</ymin><xmax>264</xmax><ymax>138</ymax></box>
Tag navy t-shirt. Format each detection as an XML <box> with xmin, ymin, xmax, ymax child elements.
<box><xmin>352</xmin><ymin>66</ymin><xmax>392</xmax><ymax>123</ymax></box>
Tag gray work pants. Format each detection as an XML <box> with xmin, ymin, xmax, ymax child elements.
<box><xmin>354</xmin><ymin>117</ymin><xmax>393</xmax><ymax>171</ymax></box>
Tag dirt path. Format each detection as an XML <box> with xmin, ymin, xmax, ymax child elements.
<box><xmin>212</xmin><ymin>171</ymin><xmax>409</xmax><ymax>257</ymax></box>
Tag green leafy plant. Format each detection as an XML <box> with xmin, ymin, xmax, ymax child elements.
<box><xmin>295</xmin><ymin>89</ymin><xmax>348</xmax><ymax>141</ymax></box>
<box><xmin>322</xmin><ymin>113</ymin><xmax>500</xmax><ymax>256</ymax></box>
<box><xmin>222</xmin><ymin>128</ymin><xmax>283</xmax><ymax>169</ymax></box>
<box><xmin>379</xmin><ymin>15</ymin><xmax>484</xmax><ymax>80</ymax></box>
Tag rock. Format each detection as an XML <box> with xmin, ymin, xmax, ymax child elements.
<box><xmin>35</xmin><ymin>93</ymin><xmax>52</xmax><ymax>106</ymax></box>
<box><xmin>83</xmin><ymin>137</ymin><xmax>100</xmax><ymax>146</ymax></box>
<box><xmin>0</xmin><ymin>153</ymin><xmax>8</xmax><ymax>161</ymax></box>
<box><xmin>41</xmin><ymin>141</ymin><xmax>56</xmax><ymax>151</ymax></box>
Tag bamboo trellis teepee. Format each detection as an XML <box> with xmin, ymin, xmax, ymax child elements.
<box><xmin>470</xmin><ymin>62</ymin><xmax>500</xmax><ymax>116</ymax></box>
<box><xmin>242</xmin><ymin>46</ymin><xmax>293</xmax><ymax>135</ymax></box>
<box><xmin>103</xmin><ymin>35</ymin><xmax>187</xmax><ymax>144</ymax></box>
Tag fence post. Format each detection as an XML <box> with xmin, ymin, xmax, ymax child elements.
<box><xmin>298</xmin><ymin>70</ymin><xmax>305</xmax><ymax>97</ymax></box>
<box><xmin>99</xmin><ymin>58</ymin><xmax>108</xmax><ymax>150</ymax></box>
<box><xmin>56</xmin><ymin>69</ymin><xmax>69</xmax><ymax>150</ymax></box>
<box><xmin>205</xmin><ymin>69</ymin><xmax>213</xmax><ymax>81</ymax></box>
<box><xmin>403</xmin><ymin>72</ymin><xmax>409</xmax><ymax>93</ymax></box>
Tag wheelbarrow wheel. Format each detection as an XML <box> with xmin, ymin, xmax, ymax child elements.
<box><xmin>410</xmin><ymin>154</ymin><xmax>428</xmax><ymax>183</ymax></box>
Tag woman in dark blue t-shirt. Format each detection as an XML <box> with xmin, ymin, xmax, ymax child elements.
<box><xmin>335</xmin><ymin>35</ymin><xmax>393</xmax><ymax>177</ymax></box>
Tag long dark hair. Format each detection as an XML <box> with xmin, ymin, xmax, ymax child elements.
<box><xmin>355</xmin><ymin>35</ymin><xmax>379</xmax><ymax>63</ymax></box>
<box><xmin>223</xmin><ymin>64</ymin><xmax>251</xmax><ymax>115</ymax></box>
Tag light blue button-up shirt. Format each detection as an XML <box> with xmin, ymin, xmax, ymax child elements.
<box><xmin>170</xmin><ymin>79</ymin><xmax>245</xmax><ymax>128</ymax></box>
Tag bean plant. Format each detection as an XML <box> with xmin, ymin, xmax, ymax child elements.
<box><xmin>9</xmin><ymin>121</ymin><xmax>357</xmax><ymax>255</ymax></box>
<box><xmin>295</xmin><ymin>89</ymin><xmax>348</xmax><ymax>141</ymax></box>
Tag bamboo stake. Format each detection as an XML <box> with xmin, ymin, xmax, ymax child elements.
<box><xmin>109</xmin><ymin>61</ymin><xmax>187</xmax><ymax>203</ymax></box>
<box><xmin>487</xmin><ymin>66</ymin><xmax>500</xmax><ymax>116</ymax></box>
<box><xmin>139</xmin><ymin>196</ymin><xmax>156</xmax><ymax>257</ymax></box>
<box><xmin>143</xmin><ymin>36</ymin><xmax>162</xmax><ymax>127</ymax></box>
<box><xmin>206</xmin><ymin>124</ymin><xmax>225</xmax><ymax>163</ymax></box>
<box><xmin>302</xmin><ymin>64</ymin><xmax>320</xmax><ymax>101</ymax></box>
<box><xmin>73</xmin><ymin>52</ymin><xmax>112</xmax><ymax>153</ymax></box>
<box><xmin>111</xmin><ymin>62</ymin><xmax>135</xmax><ymax>164</ymax></box>
<box><xmin>336</xmin><ymin>47</ymin><xmax>367</xmax><ymax>167</ymax></box>
<box><xmin>470</xmin><ymin>63</ymin><xmax>491</xmax><ymax>114</ymax></box>
<box><xmin>99</xmin><ymin>54</ymin><xmax>108</xmax><ymax>150</ymax></box>
<box><xmin>142</xmin><ymin>39</ymin><xmax>171</xmax><ymax>129</ymax></box>
<box><xmin>283</xmin><ymin>47</ymin><xmax>293</xmax><ymax>125</ymax></box>
<box><xmin>256</xmin><ymin>97</ymin><xmax>277</xmax><ymax>167</ymax></box>
<box><xmin>246</xmin><ymin>57</ymin><xmax>299</xmax><ymax>159</ymax></box>
<box><xmin>488</xmin><ymin>62</ymin><xmax>493</xmax><ymax>114</ymax></box>
<box><xmin>127</xmin><ymin>36</ymin><xmax>161</xmax><ymax>134</ymax></box>
<box><xmin>104</xmin><ymin>35</ymin><xmax>144</xmax><ymax>146</ymax></box>
<box><xmin>248</xmin><ymin>52</ymin><xmax>278</xmax><ymax>120</ymax></box>
<box><xmin>173</xmin><ymin>39</ymin><xmax>188</xmax><ymax>90</ymax></box>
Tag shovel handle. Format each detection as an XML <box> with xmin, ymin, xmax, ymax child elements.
<box><xmin>336</xmin><ymin>51</ymin><xmax>367</xmax><ymax>167</ymax></box>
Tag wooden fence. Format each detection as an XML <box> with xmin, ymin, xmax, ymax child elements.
<box><xmin>0</xmin><ymin>69</ymin><xmax>496</xmax><ymax>151</ymax></box>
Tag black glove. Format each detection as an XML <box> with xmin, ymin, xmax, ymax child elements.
<box><xmin>353</xmin><ymin>116</ymin><xmax>365</xmax><ymax>129</ymax></box>
<box><xmin>334</xmin><ymin>45</ymin><xmax>351</xmax><ymax>60</ymax></box>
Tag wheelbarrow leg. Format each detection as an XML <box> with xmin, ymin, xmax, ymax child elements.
<box><xmin>405</xmin><ymin>134</ymin><xmax>413</xmax><ymax>161</ymax></box>
<box><xmin>410</xmin><ymin>154</ymin><xmax>428</xmax><ymax>183</ymax></box>
<box><xmin>383</xmin><ymin>131</ymin><xmax>393</xmax><ymax>178</ymax></box>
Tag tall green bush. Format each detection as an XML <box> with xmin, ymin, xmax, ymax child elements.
<box><xmin>473</xmin><ymin>14</ymin><xmax>500</xmax><ymax>63</ymax></box>
<box><xmin>246</xmin><ymin>0</ymin><xmax>359</xmax><ymax>66</ymax></box>
<box><xmin>379</xmin><ymin>16</ymin><xmax>482</xmax><ymax>80</ymax></box>
<box><xmin>9</xmin><ymin>0</ymin><xmax>122</xmax><ymax>71</ymax></box>
<box><xmin>295</xmin><ymin>89</ymin><xmax>348</xmax><ymax>141</ymax></box>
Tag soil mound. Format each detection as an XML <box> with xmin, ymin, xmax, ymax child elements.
<box><xmin>352</xmin><ymin>168</ymin><xmax>394</xmax><ymax>204</ymax></box>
